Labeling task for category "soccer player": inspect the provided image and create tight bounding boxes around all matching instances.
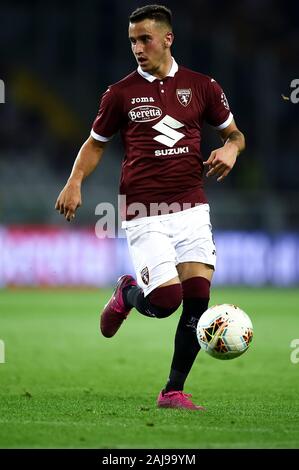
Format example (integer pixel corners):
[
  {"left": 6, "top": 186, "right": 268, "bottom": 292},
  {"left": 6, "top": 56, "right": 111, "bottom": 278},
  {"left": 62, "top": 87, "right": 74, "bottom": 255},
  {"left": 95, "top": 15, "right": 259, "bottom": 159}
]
[{"left": 55, "top": 5, "right": 245, "bottom": 411}]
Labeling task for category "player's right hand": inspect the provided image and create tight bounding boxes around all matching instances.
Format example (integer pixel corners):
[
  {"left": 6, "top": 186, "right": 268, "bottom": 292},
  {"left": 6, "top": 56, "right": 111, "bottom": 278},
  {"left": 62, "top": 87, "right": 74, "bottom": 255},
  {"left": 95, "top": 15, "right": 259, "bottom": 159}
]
[{"left": 55, "top": 180, "right": 82, "bottom": 222}]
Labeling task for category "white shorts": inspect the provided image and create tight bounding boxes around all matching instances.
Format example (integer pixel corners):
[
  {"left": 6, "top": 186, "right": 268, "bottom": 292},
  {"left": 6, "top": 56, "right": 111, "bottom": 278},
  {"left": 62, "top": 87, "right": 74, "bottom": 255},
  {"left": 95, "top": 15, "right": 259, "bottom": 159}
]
[{"left": 122, "top": 204, "right": 216, "bottom": 296}]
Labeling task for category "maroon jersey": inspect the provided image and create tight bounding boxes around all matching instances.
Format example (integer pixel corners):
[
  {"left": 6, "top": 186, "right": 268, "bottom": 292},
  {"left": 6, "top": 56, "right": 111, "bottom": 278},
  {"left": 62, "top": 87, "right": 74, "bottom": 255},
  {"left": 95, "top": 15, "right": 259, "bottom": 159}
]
[{"left": 91, "top": 58, "right": 233, "bottom": 219}]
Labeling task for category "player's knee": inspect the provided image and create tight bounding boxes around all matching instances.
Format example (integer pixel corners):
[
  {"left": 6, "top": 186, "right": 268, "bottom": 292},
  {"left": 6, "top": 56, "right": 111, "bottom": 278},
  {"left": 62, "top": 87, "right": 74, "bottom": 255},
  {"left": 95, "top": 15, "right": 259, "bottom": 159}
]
[
  {"left": 148, "top": 283, "right": 182, "bottom": 318},
  {"left": 182, "top": 276, "right": 211, "bottom": 300}
]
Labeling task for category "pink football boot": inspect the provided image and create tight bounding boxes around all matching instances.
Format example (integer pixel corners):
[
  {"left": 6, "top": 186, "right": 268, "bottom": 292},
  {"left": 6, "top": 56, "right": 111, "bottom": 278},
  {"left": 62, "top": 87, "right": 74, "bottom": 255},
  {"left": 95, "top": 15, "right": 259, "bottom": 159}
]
[
  {"left": 100, "top": 275, "right": 137, "bottom": 338},
  {"left": 157, "top": 390, "right": 206, "bottom": 411}
]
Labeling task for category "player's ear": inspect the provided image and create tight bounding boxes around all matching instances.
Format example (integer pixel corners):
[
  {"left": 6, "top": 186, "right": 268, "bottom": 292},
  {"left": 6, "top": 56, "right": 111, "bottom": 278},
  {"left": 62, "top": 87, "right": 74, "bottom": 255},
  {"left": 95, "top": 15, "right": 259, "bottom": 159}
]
[{"left": 164, "top": 31, "right": 174, "bottom": 48}]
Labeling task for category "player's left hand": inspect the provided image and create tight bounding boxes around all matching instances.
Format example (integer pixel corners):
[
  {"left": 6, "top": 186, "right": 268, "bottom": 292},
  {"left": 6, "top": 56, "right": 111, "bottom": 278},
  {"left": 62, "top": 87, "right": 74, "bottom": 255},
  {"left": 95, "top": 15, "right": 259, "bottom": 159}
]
[{"left": 204, "top": 143, "right": 239, "bottom": 182}]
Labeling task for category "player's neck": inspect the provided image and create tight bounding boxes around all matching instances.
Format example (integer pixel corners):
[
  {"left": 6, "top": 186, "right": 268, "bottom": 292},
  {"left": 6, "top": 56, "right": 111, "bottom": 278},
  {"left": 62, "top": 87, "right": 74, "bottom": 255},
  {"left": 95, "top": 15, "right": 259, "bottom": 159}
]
[{"left": 152, "top": 55, "right": 173, "bottom": 80}]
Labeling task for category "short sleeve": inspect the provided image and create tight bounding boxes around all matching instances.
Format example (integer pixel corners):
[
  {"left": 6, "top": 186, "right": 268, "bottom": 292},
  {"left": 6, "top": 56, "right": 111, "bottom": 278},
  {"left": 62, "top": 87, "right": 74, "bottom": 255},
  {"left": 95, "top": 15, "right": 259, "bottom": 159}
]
[
  {"left": 204, "top": 78, "right": 233, "bottom": 130},
  {"left": 91, "top": 86, "right": 124, "bottom": 142}
]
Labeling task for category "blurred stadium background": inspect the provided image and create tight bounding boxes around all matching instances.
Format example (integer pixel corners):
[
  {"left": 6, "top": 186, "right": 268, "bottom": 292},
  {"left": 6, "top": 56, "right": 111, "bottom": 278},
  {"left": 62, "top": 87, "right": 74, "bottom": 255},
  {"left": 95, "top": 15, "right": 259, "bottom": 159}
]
[
  {"left": 1, "top": 0, "right": 299, "bottom": 451},
  {"left": 0, "top": 0, "right": 298, "bottom": 287}
]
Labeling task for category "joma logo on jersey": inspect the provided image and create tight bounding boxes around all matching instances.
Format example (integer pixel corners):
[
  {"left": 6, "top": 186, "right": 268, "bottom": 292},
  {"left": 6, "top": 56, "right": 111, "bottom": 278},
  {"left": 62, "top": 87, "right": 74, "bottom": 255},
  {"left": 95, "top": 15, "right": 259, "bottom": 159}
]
[
  {"left": 131, "top": 96, "right": 155, "bottom": 104},
  {"left": 155, "top": 146, "right": 189, "bottom": 156},
  {"left": 129, "top": 106, "right": 162, "bottom": 123}
]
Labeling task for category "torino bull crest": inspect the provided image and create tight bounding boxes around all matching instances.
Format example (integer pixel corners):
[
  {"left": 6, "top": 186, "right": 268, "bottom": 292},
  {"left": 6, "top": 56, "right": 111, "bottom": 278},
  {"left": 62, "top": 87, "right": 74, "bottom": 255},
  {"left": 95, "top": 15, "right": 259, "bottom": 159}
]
[{"left": 176, "top": 88, "right": 192, "bottom": 107}]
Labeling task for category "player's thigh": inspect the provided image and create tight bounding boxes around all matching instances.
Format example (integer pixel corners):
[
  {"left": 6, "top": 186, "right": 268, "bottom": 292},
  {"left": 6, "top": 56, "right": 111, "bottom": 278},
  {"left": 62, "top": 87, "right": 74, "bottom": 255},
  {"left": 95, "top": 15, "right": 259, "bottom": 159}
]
[
  {"left": 125, "top": 221, "right": 179, "bottom": 295},
  {"left": 177, "top": 261, "right": 214, "bottom": 283},
  {"left": 173, "top": 205, "right": 216, "bottom": 272},
  {"left": 158, "top": 275, "right": 180, "bottom": 287}
]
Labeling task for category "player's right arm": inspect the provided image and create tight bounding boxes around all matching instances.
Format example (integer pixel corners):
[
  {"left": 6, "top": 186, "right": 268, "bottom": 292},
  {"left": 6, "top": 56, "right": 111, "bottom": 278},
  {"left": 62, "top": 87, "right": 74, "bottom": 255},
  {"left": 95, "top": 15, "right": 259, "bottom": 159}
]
[
  {"left": 56, "top": 83, "right": 122, "bottom": 221},
  {"left": 55, "top": 136, "right": 106, "bottom": 221}
]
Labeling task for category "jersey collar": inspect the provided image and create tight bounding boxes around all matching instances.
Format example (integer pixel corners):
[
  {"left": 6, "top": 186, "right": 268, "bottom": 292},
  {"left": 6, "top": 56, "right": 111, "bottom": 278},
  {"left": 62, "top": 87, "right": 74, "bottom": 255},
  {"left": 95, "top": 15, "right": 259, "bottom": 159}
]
[{"left": 137, "top": 57, "right": 178, "bottom": 82}]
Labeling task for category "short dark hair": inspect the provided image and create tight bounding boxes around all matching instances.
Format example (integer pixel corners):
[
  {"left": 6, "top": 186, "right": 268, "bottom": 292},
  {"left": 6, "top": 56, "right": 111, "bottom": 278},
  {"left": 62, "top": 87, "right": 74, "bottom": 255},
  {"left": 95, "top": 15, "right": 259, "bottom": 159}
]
[{"left": 129, "top": 4, "right": 172, "bottom": 30}]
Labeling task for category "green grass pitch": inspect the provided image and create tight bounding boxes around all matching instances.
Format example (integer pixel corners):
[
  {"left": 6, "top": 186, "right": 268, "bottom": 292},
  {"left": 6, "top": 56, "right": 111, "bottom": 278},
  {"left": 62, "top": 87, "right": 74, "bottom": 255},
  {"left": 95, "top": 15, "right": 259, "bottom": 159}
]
[{"left": 0, "top": 287, "right": 299, "bottom": 449}]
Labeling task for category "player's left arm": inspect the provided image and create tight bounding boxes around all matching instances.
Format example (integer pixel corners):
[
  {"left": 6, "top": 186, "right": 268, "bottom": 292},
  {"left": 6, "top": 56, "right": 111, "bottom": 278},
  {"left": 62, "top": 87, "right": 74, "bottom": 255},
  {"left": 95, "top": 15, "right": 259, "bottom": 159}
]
[{"left": 204, "top": 119, "right": 245, "bottom": 182}]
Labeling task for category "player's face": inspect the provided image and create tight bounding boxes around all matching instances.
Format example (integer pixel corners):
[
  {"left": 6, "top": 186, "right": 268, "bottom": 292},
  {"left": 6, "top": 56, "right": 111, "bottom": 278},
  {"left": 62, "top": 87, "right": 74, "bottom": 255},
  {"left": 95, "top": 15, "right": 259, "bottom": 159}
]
[{"left": 129, "top": 19, "right": 173, "bottom": 76}]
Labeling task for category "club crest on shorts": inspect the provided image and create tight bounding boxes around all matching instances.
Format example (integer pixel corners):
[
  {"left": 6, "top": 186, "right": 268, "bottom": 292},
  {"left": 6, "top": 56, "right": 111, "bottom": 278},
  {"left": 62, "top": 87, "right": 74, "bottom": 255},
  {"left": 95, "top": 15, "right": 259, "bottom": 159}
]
[
  {"left": 140, "top": 267, "right": 149, "bottom": 285},
  {"left": 176, "top": 88, "right": 192, "bottom": 107}
]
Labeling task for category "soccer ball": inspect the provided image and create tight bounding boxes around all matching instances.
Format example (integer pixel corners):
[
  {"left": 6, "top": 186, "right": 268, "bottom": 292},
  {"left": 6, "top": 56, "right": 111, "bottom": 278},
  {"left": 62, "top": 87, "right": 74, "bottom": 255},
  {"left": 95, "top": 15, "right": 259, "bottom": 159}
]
[{"left": 196, "top": 304, "right": 253, "bottom": 360}]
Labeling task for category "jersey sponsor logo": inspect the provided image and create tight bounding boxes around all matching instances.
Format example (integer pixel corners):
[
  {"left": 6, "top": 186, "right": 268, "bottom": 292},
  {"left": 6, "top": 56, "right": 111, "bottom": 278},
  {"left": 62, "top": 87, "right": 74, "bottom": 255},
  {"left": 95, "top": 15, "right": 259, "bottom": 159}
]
[
  {"left": 176, "top": 88, "right": 192, "bottom": 107},
  {"left": 152, "top": 115, "right": 185, "bottom": 147},
  {"left": 131, "top": 96, "right": 155, "bottom": 104},
  {"left": 155, "top": 146, "right": 189, "bottom": 156},
  {"left": 128, "top": 105, "right": 162, "bottom": 122}
]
